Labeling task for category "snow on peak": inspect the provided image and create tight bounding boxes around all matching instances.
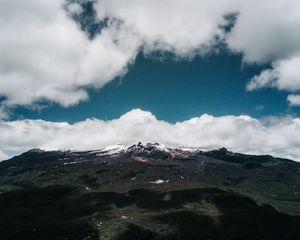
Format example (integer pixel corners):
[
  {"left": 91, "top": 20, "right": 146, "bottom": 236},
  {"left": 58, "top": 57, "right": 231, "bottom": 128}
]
[
  {"left": 127, "top": 142, "right": 170, "bottom": 153},
  {"left": 96, "top": 144, "right": 126, "bottom": 156},
  {"left": 146, "top": 143, "right": 169, "bottom": 151},
  {"left": 90, "top": 142, "right": 200, "bottom": 158}
]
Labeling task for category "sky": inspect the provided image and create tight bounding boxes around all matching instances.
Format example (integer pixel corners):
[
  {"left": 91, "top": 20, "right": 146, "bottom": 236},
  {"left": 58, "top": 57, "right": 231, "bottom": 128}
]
[{"left": 1, "top": 0, "right": 300, "bottom": 161}]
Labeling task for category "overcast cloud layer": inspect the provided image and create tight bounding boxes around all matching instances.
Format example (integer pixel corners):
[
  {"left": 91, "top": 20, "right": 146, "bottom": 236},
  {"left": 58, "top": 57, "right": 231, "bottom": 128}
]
[
  {"left": 1, "top": 109, "right": 300, "bottom": 161},
  {"left": 1, "top": 0, "right": 300, "bottom": 114}
]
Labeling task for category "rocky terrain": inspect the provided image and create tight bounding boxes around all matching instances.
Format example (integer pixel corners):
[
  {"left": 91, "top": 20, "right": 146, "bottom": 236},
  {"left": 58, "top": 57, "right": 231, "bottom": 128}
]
[{"left": 0, "top": 143, "right": 299, "bottom": 240}]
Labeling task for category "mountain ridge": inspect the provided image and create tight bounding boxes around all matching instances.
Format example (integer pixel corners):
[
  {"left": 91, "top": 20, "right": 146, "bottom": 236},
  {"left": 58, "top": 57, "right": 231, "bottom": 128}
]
[
  {"left": 0, "top": 142, "right": 299, "bottom": 239},
  {"left": 8, "top": 142, "right": 296, "bottom": 164}
]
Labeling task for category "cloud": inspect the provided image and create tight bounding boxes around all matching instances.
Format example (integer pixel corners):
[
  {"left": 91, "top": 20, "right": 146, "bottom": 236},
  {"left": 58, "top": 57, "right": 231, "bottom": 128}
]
[
  {"left": 287, "top": 94, "right": 300, "bottom": 106},
  {"left": 1, "top": 109, "right": 300, "bottom": 161},
  {"left": 226, "top": 0, "right": 300, "bottom": 102},
  {"left": 227, "top": 0, "right": 300, "bottom": 64},
  {"left": 247, "top": 57, "right": 300, "bottom": 91},
  {"left": 1, "top": 0, "right": 300, "bottom": 114},
  {"left": 96, "top": 0, "right": 300, "bottom": 68},
  {"left": 0, "top": 0, "right": 139, "bottom": 111},
  {"left": 95, "top": 0, "right": 300, "bottom": 105},
  {"left": 95, "top": 0, "right": 237, "bottom": 57},
  {"left": 0, "top": 0, "right": 239, "bottom": 114},
  {"left": 66, "top": 2, "right": 83, "bottom": 15}
]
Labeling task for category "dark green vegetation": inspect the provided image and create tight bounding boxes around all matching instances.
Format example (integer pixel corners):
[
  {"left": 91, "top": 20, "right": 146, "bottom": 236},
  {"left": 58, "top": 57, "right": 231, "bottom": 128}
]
[{"left": 0, "top": 143, "right": 299, "bottom": 240}]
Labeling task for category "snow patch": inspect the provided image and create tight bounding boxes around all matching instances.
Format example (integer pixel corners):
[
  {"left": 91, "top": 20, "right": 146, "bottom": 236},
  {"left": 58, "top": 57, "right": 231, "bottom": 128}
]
[
  {"left": 150, "top": 179, "right": 170, "bottom": 184},
  {"left": 95, "top": 144, "right": 126, "bottom": 156}
]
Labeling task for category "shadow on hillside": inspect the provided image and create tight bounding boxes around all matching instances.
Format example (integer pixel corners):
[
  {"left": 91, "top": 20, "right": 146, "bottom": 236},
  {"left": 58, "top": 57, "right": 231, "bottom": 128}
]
[{"left": 0, "top": 185, "right": 299, "bottom": 240}]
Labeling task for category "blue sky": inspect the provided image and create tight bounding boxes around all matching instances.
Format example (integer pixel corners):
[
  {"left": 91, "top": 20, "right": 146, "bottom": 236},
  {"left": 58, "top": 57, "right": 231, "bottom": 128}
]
[
  {"left": 13, "top": 52, "right": 294, "bottom": 123},
  {"left": 1, "top": 0, "right": 300, "bottom": 160}
]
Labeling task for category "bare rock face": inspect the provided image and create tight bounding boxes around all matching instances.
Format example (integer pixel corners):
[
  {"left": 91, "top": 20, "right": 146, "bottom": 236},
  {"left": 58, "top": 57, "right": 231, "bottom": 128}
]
[{"left": 0, "top": 143, "right": 299, "bottom": 240}]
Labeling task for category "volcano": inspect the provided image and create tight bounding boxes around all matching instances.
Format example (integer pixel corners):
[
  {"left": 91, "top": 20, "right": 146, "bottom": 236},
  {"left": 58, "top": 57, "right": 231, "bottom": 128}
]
[{"left": 0, "top": 143, "right": 299, "bottom": 240}]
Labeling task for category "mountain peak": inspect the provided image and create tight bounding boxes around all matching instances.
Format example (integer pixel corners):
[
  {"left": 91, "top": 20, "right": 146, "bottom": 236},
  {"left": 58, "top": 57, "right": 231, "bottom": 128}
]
[
  {"left": 127, "top": 142, "right": 169, "bottom": 153},
  {"left": 93, "top": 144, "right": 126, "bottom": 156}
]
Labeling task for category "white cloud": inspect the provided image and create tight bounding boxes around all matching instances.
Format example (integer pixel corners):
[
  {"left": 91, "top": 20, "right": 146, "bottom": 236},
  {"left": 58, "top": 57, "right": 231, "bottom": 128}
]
[
  {"left": 94, "top": 0, "right": 300, "bottom": 105},
  {"left": 1, "top": 0, "right": 300, "bottom": 113},
  {"left": 247, "top": 57, "right": 300, "bottom": 91},
  {"left": 67, "top": 3, "right": 83, "bottom": 15},
  {"left": 287, "top": 94, "right": 300, "bottom": 106},
  {"left": 95, "top": 0, "right": 237, "bottom": 57},
  {"left": 1, "top": 0, "right": 234, "bottom": 113},
  {"left": 0, "top": 0, "right": 139, "bottom": 111},
  {"left": 226, "top": 0, "right": 300, "bottom": 101},
  {"left": 95, "top": 0, "right": 300, "bottom": 64},
  {"left": 227, "top": 0, "right": 300, "bottom": 64},
  {"left": 1, "top": 109, "right": 300, "bottom": 161},
  {"left": 0, "top": 0, "right": 237, "bottom": 117}
]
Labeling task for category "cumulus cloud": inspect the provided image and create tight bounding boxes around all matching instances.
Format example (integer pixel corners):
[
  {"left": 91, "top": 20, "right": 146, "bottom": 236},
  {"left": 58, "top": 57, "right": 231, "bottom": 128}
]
[
  {"left": 247, "top": 57, "right": 300, "bottom": 91},
  {"left": 0, "top": 0, "right": 139, "bottom": 112},
  {"left": 66, "top": 2, "right": 83, "bottom": 15},
  {"left": 1, "top": 109, "right": 300, "bottom": 161},
  {"left": 94, "top": 0, "right": 300, "bottom": 104},
  {"left": 226, "top": 0, "right": 300, "bottom": 101},
  {"left": 1, "top": 0, "right": 300, "bottom": 113},
  {"left": 287, "top": 94, "right": 300, "bottom": 106},
  {"left": 227, "top": 0, "right": 300, "bottom": 64},
  {"left": 0, "top": 0, "right": 235, "bottom": 114},
  {"left": 95, "top": 0, "right": 237, "bottom": 56}
]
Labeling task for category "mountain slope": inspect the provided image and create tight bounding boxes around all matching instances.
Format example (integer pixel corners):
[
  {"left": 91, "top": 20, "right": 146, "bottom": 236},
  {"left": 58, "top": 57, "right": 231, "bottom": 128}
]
[{"left": 0, "top": 143, "right": 299, "bottom": 240}]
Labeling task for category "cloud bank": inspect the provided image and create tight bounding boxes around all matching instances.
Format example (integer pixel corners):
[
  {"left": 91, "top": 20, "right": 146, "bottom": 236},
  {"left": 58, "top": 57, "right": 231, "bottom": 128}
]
[
  {"left": 1, "top": 0, "right": 300, "bottom": 114},
  {"left": 1, "top": 109, "right": 300, "bottom": 161}
]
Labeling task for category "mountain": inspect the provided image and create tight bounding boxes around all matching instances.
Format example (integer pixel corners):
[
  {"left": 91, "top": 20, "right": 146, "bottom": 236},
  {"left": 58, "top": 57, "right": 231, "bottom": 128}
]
[{"left": 0, "top": 143, "right": 299, "bottom": 240}]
